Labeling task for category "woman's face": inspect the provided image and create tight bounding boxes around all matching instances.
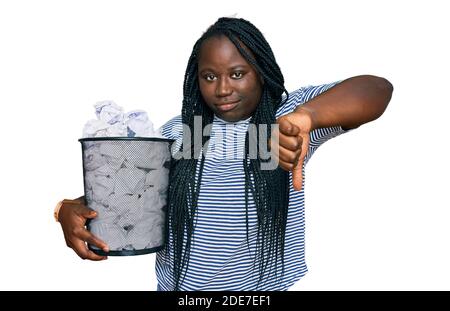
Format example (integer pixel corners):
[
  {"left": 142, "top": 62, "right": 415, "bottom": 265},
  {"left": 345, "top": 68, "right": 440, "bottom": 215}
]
[{"left": 197, "top": 36, "right": 263, "bottom": 122}]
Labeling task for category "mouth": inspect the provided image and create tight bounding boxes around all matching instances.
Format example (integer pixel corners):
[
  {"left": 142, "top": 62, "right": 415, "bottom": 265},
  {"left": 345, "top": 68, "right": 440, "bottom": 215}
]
[{"left": 215, "top": 100, "right": 240, "bottom": 112}]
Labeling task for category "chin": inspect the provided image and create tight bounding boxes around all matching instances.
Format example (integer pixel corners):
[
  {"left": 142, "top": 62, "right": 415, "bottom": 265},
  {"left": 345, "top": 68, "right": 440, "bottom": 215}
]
[
  {"left": 217, "top": 109, "right": 252, "bottom": 122},
  {"left": 217, "top": 113, "right": 241, "bottom": 122}
]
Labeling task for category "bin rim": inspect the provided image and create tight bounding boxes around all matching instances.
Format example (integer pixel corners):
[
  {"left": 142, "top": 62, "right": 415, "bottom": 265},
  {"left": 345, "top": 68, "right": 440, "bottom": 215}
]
[{"left": 79, "top": 136, "right": 174, "bottom": 143}]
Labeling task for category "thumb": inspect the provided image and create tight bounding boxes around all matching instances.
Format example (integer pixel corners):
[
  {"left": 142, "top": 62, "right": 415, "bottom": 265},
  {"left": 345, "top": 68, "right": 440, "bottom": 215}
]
[
  {"left": 292, "top": 134, "right": 307, "bottom": 191},
  {"left": 292, "top": 154, "right": 304, "bottom": 191},
  {"left": 80, "top": 207, "right": 98, "bottom": 219}
]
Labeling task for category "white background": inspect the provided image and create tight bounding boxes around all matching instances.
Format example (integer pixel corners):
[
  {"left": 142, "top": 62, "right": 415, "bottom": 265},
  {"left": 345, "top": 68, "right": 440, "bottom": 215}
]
[{"left": 0, "top": 0, "right": 449, "bottom": 290}]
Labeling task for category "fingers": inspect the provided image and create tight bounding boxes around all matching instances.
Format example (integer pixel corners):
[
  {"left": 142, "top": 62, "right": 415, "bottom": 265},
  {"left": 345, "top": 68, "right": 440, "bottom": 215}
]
[
  {"left": 71, "top": 239, "right": 108, "bottom": 261},
  {"left": 275, "top": 115, "right": 311, "bottom": 191},
  {"left": 59, "top": 200, "right": 109, "bottom": 261},
  {"left": 59, "top": 201, "right": 96, "bottom": 226},
  {"left": 277, "top": 141, "right": 306, "bottom": 191},
  {"left": 75, "top": 227, "right": 109, "bottom": 253},
  {"left": 278, "top": 158, "right": 294, "bottom": 171},
  {"left": 276, "top": 119, "right": 302, "bottom": 151},
  {"left": 69, "top": 228, "right": 109, "bottom": 261},
  {"left": 76, "top": 206, "right": 98, "bottom": 219},
  {"left": 278, "top": 118, "right": 300, "bottom": 136},
  {"left": 270, "top": 131, "right": 301, "bottom": 156},
  {"left": 278, "top": 135, "right": 302, "bottom": 152},
  {"left": 277, "top": 144, "right": 301, "bottom": 172},
  {"left": 273, "top": 129, "right": 302, "bottom": 170},
  {"left": 278, "top": 145, "right": 301, "bottom": 164}
]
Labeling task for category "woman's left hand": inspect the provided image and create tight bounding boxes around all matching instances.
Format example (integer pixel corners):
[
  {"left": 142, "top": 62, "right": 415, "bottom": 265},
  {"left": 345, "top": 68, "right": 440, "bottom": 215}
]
[{"left": 272, "top": 107, "right": 315, "bottom": 191}]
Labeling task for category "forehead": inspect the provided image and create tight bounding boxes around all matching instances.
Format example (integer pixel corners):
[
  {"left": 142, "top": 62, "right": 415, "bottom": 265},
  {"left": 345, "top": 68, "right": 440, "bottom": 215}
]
[{"left": 198, "top": 36, "right": 254, "bottom": 69}]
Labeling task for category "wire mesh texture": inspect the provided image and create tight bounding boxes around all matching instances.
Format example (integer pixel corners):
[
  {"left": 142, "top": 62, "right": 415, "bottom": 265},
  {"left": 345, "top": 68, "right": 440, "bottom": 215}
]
[{"left": 79, "top": 137, "right": 173, "bottom": 256}]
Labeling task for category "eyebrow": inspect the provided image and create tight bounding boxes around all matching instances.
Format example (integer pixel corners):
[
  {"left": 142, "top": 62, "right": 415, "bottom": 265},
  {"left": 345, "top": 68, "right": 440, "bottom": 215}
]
[{"left": 199, "top": 64, "right": 249, "bottom": 74}]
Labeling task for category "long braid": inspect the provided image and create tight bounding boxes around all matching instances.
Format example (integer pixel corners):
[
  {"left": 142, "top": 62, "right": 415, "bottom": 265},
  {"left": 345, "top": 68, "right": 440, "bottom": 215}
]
[{"left": 165, "top": 17, "right": 290, "bottom": 290}]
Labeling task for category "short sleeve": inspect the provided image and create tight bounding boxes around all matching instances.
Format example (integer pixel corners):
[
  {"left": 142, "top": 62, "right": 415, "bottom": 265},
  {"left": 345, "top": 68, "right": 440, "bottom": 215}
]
[
  {"left": 159, "top": 115, "right": 183, "bottom": 156},
  {"left": 275, "top": 81, "right": 349, "bottom": 164},
  {"left": 159, "top": 115, "right": 182, "bottom": 139},
  {"left": 276, "top": 81, "right": 342, "bottom": 117}
]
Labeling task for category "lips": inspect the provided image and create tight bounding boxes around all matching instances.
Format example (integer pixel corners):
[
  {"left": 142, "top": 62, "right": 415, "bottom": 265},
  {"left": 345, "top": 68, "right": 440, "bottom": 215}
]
[{"left": 215, "top": 100, "right": 240, "bottom": 112}]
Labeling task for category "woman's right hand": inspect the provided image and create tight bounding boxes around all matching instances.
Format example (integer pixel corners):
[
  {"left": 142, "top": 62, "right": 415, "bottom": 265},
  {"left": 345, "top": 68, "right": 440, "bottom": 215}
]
[{"left": 58, "top": 198, "right": 109, "bottom": 261}]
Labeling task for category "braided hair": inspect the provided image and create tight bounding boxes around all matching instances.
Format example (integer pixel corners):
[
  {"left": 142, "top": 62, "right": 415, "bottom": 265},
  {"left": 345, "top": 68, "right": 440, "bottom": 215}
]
[{"left": 165, "top": 17, "right": 290, "bottom": 290}]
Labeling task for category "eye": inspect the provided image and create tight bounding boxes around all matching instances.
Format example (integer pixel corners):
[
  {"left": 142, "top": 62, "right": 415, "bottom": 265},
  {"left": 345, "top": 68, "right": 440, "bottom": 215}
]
[
  {"left": 231, "top": 72, "right": 244, "bottom": 79},
  {"left": 204, "top": 74, "right": 217, "bottom": 81}
]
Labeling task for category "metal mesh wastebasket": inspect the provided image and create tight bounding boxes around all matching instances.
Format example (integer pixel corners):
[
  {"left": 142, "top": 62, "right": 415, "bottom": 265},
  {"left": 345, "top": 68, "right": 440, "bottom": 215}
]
[{"left": 79, "top": 137, "right": 173, "bottom": 256}]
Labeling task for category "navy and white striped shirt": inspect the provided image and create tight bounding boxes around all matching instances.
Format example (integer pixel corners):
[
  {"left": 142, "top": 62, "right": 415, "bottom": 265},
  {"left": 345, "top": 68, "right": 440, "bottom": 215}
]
[{"left": 156, "top": 81, "right": 347, "bottom": 291}]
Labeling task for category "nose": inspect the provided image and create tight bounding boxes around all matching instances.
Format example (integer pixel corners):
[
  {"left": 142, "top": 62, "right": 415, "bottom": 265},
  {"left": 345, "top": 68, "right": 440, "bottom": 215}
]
[{"left": 215, "top": 77, "right": 232, "bottom": 97}]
